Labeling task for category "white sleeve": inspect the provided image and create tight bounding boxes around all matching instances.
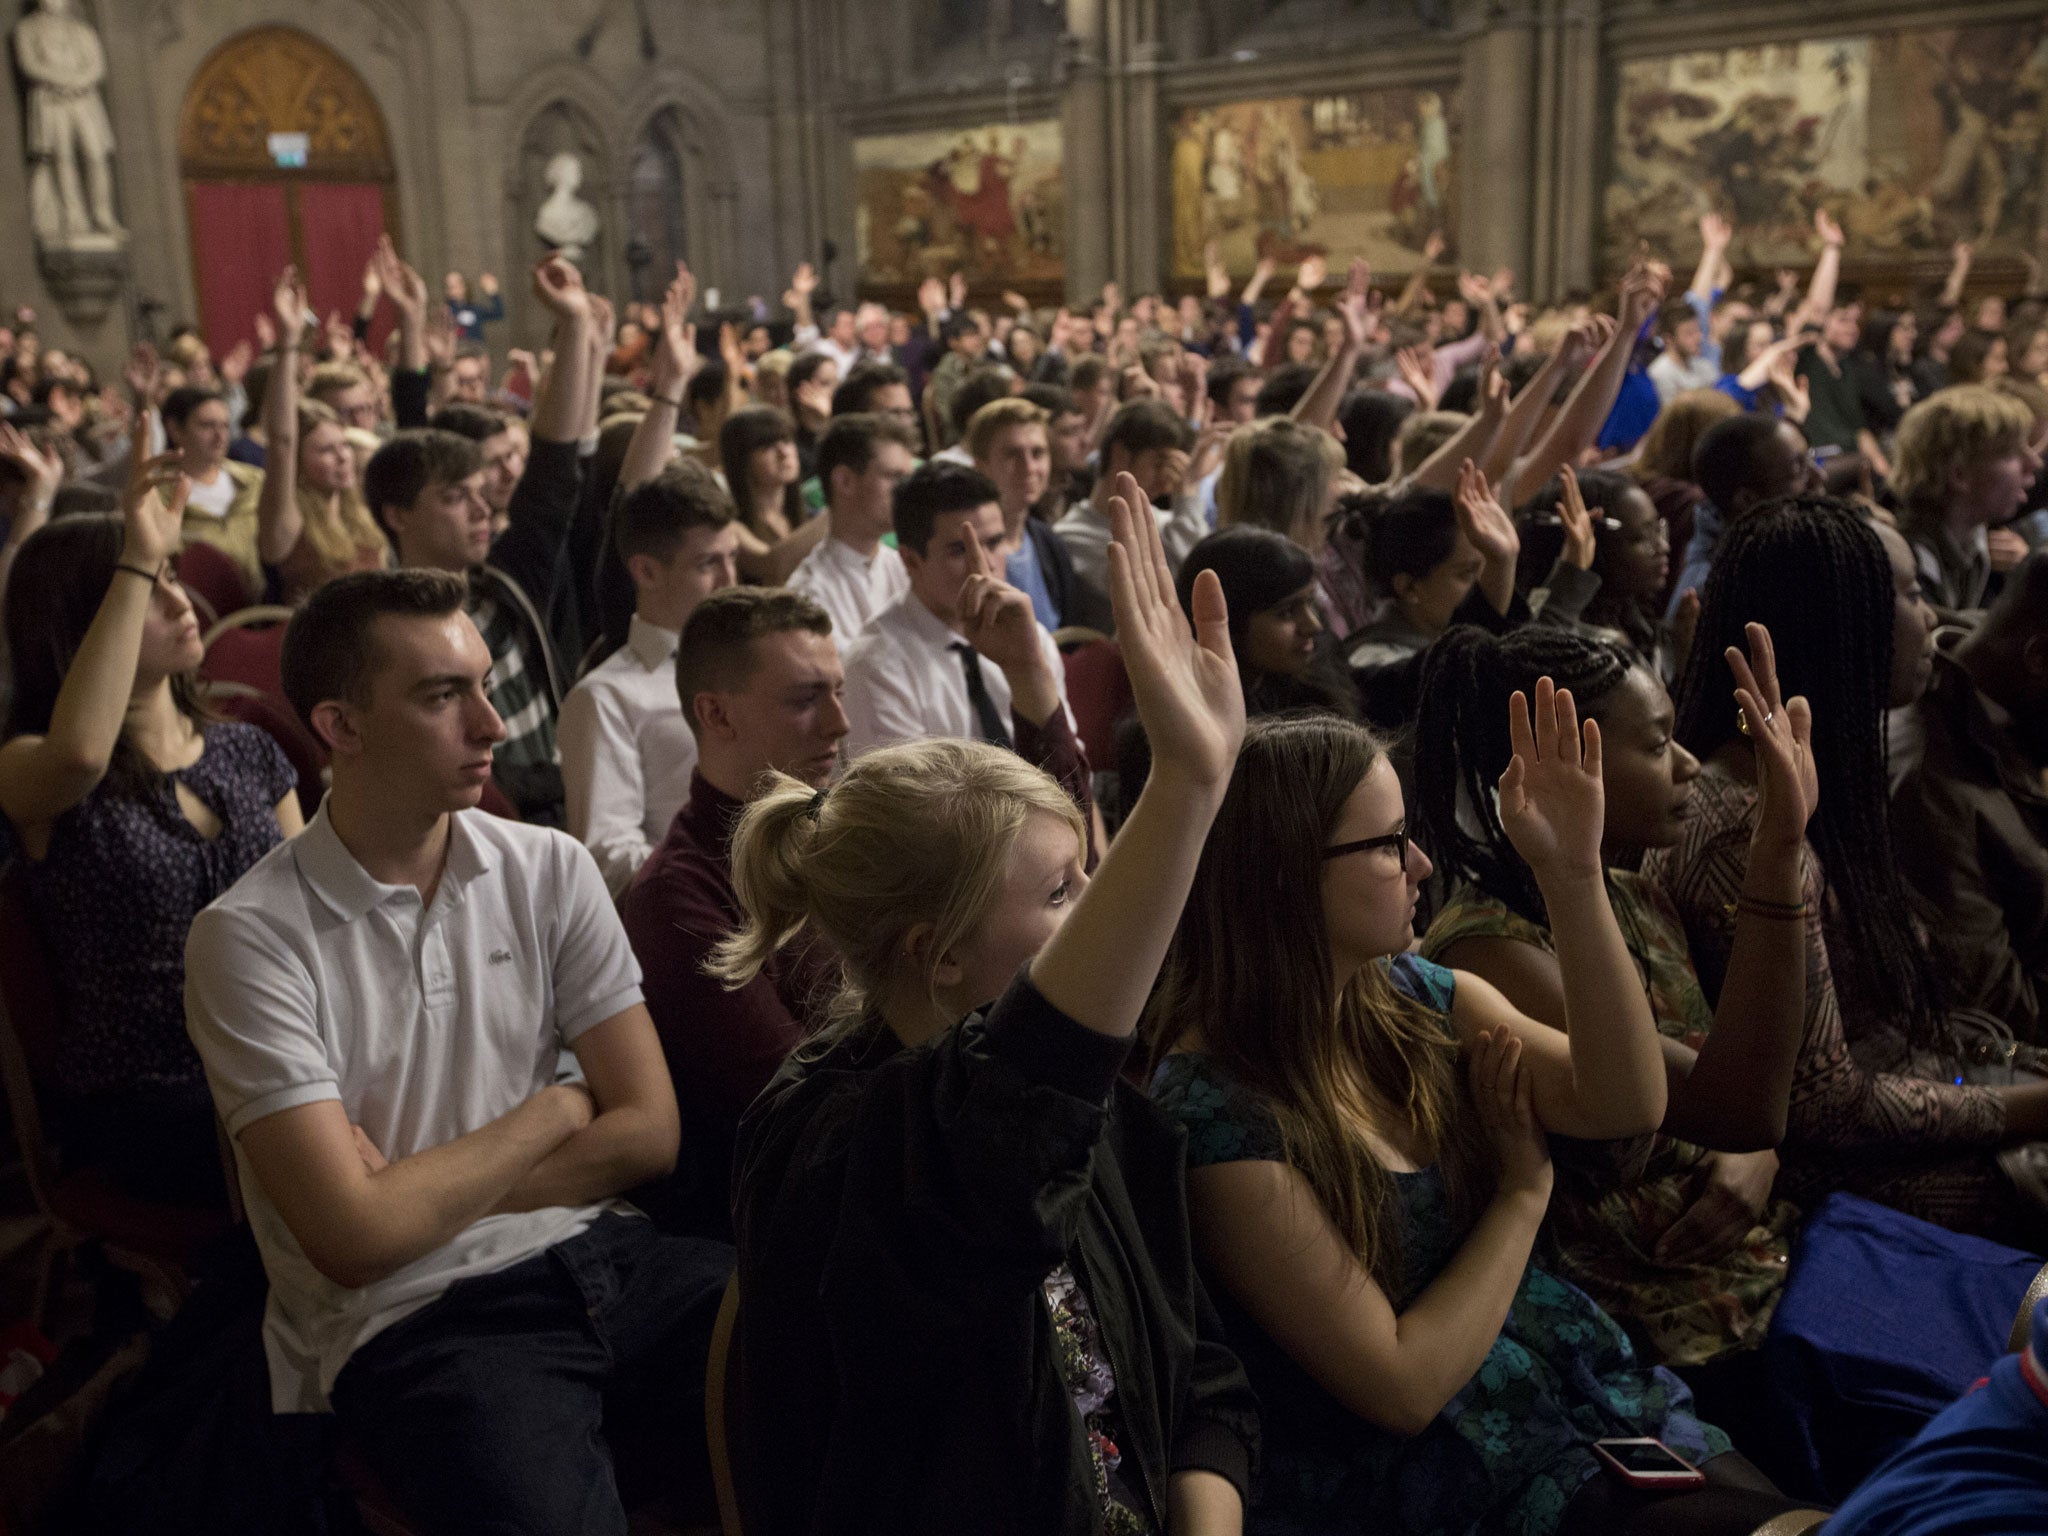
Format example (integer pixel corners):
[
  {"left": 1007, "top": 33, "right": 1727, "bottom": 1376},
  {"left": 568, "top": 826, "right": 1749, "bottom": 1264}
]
[
  {"left": 841, "top": 636, "right": 933, "bottom": 759},
  {"left": 557, "top": 679, "right": 652, "bottom": 901},
  {"left": 1159, "top": 491, "right": 1211, "bottom": 576},
  {"left": 1053, "top": 511, "right": 1111, "bottom": 596},
  {"left": 546, "top": 833, "right": 645, "bottom": 1043},
  {"left": 185, "top": 905, "right": 340, "bottom": 1137},
  {"left": 1037, "top": 623, "right": 1077, "bottom": 732}
]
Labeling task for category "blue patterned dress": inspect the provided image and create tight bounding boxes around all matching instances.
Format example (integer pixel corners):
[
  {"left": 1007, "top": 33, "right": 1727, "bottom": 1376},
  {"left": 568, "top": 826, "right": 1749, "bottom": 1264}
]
[{"left": 1151, "top": 953, "right": 1729, "bottom": 1536}]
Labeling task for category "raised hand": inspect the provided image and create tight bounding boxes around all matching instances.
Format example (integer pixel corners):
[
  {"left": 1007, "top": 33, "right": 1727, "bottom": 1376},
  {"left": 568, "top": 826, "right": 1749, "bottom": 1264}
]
[
  {"left": 1205, "top": 240, "right": 1231, "bottom": 301},
  {"left": 1727, "top": 622, "right": 1816, "bottom": 856},
  {"left": 785, "top": 262, "right": 818, "bottom": 306},
  {"left": 1699, "top": 211, "right": 1733, "bottom": 252},
  {"left": 1001, "top": 289, "right": 1029, "bottom": 314},
  {"left": 1422, "top": 230, "right": 1446, "bottom": 265},
  {"left": 252, "top": 312, "right": 278, "bottom": 354},
  {"left": 372, "top": 235, "right": 426, "bottom": 320},
  {"left": 1497, "top": 675, "right": 1604, "bottom": 883},
  {"left": 1295, "top": 252, "right": 1328, "bottom": 294},
  {"left": 1813, "top": 207, "right": 1844, "bottom": 249},
  {"left": 1618, "top": 262, "right": 1666, "bottom": 331},
  {"left": 1555, "top": 464, "right": 1597, "bottom": 568},
  {"left": 478, "top": 271, "right": 500, "bottom": 298},
  {"left": 1766, "top": 349, "right": 1810, "bottom": 423},
  {"left": 273, "top": 265, "right": 311, "bottom": 346},
  {"left": 1105, "top": 469, "right": 1243, "bottom": 792},
  {"left": 1471, "top": 1027, "right": 1552, "bottom": 1199},
  {"left": 120, "top": 418, "right": 190, "bottom": 570},
  {"left": 532, "top": 256, "right": 593, "bottom": 323},
  {"left": 1475, "top": 346, "right": 1507, "bottom": 421},
  {"left": 423, "top": 304, "right": 458, "bottom": 372},
  {"left": 1395, "top": 343, "right": 1438, "bottom": 409},
  {"left": 653, "top": 264, "right": 699, "bottom": 396},
  {"left": 0, "top": 421, "right": 61, "bottom": 508},
  {"left": 1457, "top": 269, "right": 1494, "bottom": 307},
  {"left": 957, "top": 528, "right": 1045, "bottom": 678},
  {"left": 359, "top": 253, "right": 383, "bottom": 307},
  {"left": 587, "top": 292, "right": 618, "bottom": 353},
  {"left": 952, "top": 271, "right": 971, "bottom": 311},
  {"left": 1337, "top": 257, "right": 1373, "bottom": 349},
  {"left": 123, "top": 341, "right": 161, "bottom": 404},
  {"left": 218, "top": 339, "right": 253, "bottom": 390},
  {"left": 1454, "top": 458, "right": 1517, "bottom": 566}
]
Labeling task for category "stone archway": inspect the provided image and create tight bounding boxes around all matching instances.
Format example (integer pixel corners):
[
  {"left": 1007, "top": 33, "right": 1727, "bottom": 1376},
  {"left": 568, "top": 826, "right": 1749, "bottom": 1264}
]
[{"left": 178, "top": 26, "right": 397, "bottom": 357}]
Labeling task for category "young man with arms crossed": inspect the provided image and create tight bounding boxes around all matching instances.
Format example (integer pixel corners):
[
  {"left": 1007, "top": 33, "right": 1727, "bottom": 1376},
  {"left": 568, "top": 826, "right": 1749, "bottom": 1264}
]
[{"left": 185, "top": 569, "right": 730, "bottom": 1534}]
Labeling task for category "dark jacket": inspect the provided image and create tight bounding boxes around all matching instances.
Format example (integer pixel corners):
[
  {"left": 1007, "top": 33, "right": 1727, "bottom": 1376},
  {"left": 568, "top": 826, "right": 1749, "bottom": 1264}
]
[
  {"left": 732, "top": 972, "right": 1259, "bottom": 1534},
  {"left": 1892, "top": 632, "right": 2048, "bottom": 1041}
]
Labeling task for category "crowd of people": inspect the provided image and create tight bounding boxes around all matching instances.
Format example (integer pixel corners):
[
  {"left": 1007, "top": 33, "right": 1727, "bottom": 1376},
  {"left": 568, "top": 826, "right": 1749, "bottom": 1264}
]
[{"left": 1, "top": 199, "right": 2046, "bottom": 1535}]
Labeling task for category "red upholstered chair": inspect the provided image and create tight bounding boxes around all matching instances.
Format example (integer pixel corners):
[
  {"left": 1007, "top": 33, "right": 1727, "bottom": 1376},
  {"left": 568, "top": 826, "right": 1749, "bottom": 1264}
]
[
  {"left": 199, "top": 607, "right": 294, "bottom": 700},
  {"left": 0, "top": 868, "right": 228, "bottom": 1322},
  {"left": 477, "top": 775, "right": 521, "bottom": 821},
  {"left": 173, "top": 539, "right": 254, "bottom": 628},
  {"left": 1057, "top": 637, "right": 1132, "bottom": 772},
  {"left": 205, "top": 682, "right": 329, "bottom": 820}
]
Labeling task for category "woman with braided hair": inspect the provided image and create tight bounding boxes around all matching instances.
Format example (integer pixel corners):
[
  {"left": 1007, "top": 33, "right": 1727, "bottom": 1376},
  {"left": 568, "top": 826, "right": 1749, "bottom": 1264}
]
[
  {"left": 1410, "top": 620, "right": 1814, "bottom": 1368},
  {"left": 1646, "top": 494, "right": 2048, "bottom": 1247}
]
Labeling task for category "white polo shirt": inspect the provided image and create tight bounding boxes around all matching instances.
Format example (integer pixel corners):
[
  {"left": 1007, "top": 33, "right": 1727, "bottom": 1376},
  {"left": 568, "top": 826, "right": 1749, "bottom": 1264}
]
[
  {"left": 558, "top": 614, "right": 697, "bottom": 899},
  {"left": 184, "top": 804, "right": 643, "bottom": 1413},
  {"left": 840, "top": 590, "right": 1072, "bottom": 760},
  {"left": 786, "top": 532, "right": 909, "bottom": 650}
]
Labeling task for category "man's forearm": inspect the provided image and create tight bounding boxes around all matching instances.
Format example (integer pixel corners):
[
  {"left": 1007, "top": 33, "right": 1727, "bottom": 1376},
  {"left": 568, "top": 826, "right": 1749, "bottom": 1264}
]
[{"left": 493, "top": 1104, "right": 677, "bottom": 1213}]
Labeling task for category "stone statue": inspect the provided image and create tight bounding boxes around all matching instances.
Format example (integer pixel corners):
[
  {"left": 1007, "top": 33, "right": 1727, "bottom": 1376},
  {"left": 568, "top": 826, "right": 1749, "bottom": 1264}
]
[
  {"left": 13, "top": 0, "right": 125, "bottom": 249},
  {"left": 534, "top": 152, "right": 599, "bottom": 265}
]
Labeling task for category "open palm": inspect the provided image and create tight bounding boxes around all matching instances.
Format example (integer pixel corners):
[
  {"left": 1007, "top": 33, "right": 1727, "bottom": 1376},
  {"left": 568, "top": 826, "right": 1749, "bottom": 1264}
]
[
  {"left": 1105, "top": 471, "right": 1243, "bottom": 791},
  {"left": 1497, "top": 677, "right": 1605, "bottom": 882}
]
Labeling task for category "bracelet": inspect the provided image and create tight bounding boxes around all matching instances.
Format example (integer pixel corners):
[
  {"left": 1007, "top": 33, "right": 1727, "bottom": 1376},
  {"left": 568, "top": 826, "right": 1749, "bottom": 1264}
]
[{"left": 113, "top": 561, "right": 162, "bottom": 585}]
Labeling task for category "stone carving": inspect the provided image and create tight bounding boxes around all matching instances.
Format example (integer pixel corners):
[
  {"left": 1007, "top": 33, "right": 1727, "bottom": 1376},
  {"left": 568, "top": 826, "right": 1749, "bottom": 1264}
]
[
  {"left": 535, "top": 151, "right": 600, "bottom": 264},
  {"left": 13, "top": 0, "right": 125, "bottom": 250}
]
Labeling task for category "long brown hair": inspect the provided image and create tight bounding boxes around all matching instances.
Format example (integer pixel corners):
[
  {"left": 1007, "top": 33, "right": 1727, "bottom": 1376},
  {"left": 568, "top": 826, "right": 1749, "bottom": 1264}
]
[{"left": 1145, "top": 713, "right": 1493, "bottom": 1292}]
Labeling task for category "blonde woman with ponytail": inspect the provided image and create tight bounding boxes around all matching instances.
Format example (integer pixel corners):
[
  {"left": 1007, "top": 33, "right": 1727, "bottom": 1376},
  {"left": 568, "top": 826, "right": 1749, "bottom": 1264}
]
[{"left": 716, "top": 475, "right": 1259, "bottom": 1536}]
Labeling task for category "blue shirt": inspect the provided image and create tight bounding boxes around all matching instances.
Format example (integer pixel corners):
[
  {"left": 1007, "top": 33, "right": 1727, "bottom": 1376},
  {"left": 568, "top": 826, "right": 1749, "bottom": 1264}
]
[
  {"left": 1667, "top": 500, "right": 1723, "bottom": 619},
  {"left": 1006, "top": 543, "right": 1060, "bottom": 630},
  {"left": 1825, "top": 1298, "right": 2048, "bottom": 1535}
]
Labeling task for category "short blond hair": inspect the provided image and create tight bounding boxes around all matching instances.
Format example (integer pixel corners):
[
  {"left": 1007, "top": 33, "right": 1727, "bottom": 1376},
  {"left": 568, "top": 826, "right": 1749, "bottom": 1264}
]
[
  {"left": 965, "top": 396, "right": 1049, "bottom": 464},
  {"left": 710, "top": 738, "right": 1085, "bottom": 1040},
  {"left": 1216, "top": 416, "right": 1343, "bottom": 549},
  {"left": 307, "top": 361, "right": 370, "bottom": 406},
  {"left": 1892, "top": 385, "right": 2035, "bottom": 515},
  {"left": 1635, "top": 388, "right": 1741, "bottom": 484}
]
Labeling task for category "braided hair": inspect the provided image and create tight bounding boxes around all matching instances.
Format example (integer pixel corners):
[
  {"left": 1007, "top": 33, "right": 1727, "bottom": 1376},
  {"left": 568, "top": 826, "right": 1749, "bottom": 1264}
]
[
  {"left": 1413, "top": 625, "right": 1634, "bottom": 928},
  {"left": 1672, "top": 493, "right": 1947, "bottom": 1036}
]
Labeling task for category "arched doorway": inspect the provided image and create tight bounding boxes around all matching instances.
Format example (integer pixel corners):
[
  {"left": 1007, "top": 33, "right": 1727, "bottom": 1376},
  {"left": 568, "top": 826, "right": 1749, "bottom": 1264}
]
[{"left": 179, "top": 27, "right": 398, "bottom": 358}]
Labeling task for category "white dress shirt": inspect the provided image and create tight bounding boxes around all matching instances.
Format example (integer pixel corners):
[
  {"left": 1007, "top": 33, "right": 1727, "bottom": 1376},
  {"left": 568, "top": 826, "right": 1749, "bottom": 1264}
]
[
  {"left": 557, "top": 614, "right": 697, "bottom": 899},
  {"left": 841, "top": 591, "right": 1073, "bottom": 760},
  {"left": 1054, "top": 489, "right": 1212, "bottom": 597},
  {"left": 787, "top": 533, "right": 910, "bottom": 651}
]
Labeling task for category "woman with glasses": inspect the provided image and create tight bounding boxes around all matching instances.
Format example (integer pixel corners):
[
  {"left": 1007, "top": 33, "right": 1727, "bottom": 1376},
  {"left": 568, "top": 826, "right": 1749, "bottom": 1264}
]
[
  {"left": 0, "top": 424, "right": 302, "bottom": 1205},
  {"left": 1147, "top": 695, "right": 1803, "bottom": 1533},
  {"left": 1411, "top": 621, "right": 1815, "bottom": 1375}
]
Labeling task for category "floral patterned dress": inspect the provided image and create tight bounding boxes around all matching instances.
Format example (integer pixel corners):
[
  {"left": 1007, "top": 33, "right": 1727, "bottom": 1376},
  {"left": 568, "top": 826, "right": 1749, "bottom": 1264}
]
[
  {"left": 1421, "top": 873, "right": 1800, "bottom": 1367},
  {"left": 1152, "top": 953, "right": 1729, "bottom": 1536}
]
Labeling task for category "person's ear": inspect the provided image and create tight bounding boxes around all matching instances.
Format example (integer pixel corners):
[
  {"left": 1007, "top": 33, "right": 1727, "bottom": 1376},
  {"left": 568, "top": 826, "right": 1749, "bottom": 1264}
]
[
  {"left": 309, "top": 699, "right": 361, "bottom": 758},
  {"left": 625, "top": 551, "right": 663, "bottom": 592},
  {"left": 901, "top": 923, "right": 962, "bottom": 989},
  {"left": 693, "top": 689, "right": 739, "bottom": 743}
]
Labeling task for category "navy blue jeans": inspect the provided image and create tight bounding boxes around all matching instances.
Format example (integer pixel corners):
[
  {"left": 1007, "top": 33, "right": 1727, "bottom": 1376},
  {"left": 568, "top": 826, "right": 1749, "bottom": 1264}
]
[{"left": 331, "top": 1212, "right": 732, "bottom": 1535}]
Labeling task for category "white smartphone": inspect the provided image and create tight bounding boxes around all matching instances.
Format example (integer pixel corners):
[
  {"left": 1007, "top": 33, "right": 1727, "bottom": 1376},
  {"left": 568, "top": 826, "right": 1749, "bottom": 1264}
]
[{"left": 1591, "top": 1437, "right": 1707, "bottom": 1489}]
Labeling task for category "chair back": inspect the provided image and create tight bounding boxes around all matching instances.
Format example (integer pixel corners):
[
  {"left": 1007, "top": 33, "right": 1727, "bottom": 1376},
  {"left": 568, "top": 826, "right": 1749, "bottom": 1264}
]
[
  {"left": 1058, "top": 638, "right": 1132, "bottom": 771},
  {"left": 0, "top": 865, "right": 63, "bottom": 1212},
  {"left": 174, "top": 539, "right": 253, "bottom": 625},
  {"left": 206, "top": 682, "right": 329, "bottom": 820},
  {"left": 199, "top": 608, "right": 294, "bottom": 700},
  {"left": 705, "top": 1274, "right": 743, "bottom": 1535}
]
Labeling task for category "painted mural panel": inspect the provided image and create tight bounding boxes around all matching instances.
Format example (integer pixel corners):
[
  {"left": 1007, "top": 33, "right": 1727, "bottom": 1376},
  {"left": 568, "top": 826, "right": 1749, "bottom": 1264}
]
[
  {"left": 1169, "top": 88, "right": 1461, "bottom": 279},
  {"left": 1606, "top": 22, "right": 2048, "bottom": 271},
  {"left": 853, "top": 120, "right": 1064, "bottom": 284}
]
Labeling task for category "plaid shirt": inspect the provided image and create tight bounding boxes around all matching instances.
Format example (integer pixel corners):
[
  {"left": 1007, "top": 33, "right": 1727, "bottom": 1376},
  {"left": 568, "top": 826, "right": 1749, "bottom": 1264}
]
[{"left": 470, "top": 588, "right": 557, "bottom": 771}]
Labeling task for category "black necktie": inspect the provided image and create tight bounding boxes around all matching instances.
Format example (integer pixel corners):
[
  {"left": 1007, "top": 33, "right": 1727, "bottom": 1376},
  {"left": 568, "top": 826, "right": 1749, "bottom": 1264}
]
[{"left": 950, "top": 641, "right": 1012, "bottom": 748}]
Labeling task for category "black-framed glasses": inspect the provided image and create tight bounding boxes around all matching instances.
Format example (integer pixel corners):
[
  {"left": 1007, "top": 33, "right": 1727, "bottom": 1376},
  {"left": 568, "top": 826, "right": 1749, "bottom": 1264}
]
[{"left": 1324, "top": 823, "right": 1408, "bottom": 866}]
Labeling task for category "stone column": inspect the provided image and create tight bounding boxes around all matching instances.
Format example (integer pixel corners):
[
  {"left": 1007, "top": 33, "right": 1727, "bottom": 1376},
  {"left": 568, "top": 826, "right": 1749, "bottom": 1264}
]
[
  {"left": 1061, "top": 0, "right": 1111, "bottom": 304},
  {"left": 1114, "top": 0, "right": 1163, "bottom": 294},
  {"left": 1459, "top": 4, "right": 1537, "bottom": 285}
]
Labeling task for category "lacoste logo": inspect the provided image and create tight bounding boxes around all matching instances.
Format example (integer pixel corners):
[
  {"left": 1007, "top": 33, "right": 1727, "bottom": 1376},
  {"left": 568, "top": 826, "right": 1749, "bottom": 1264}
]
[{"left": 489, "top": 949, "right": 514, "bottom": 965}]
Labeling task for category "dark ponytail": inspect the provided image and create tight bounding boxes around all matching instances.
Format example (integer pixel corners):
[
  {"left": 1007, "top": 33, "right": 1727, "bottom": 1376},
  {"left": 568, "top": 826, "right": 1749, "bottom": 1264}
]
[{"left": 1413, "top": 624, "right": 1633, "bottom": 927}]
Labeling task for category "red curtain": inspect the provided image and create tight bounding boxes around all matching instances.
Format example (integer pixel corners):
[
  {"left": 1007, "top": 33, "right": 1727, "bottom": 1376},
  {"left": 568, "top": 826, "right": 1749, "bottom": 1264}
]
[
  {"left": 299, "top": 183, "right": 390, "bottom": 357},
  {"left": 187, "top": 182, "right": 292, "bottom": 361}
]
